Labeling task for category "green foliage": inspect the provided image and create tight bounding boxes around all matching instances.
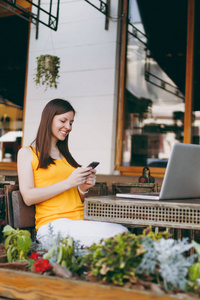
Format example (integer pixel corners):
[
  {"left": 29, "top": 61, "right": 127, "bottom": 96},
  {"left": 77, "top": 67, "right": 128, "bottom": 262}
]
[
  {"left": 5, "top": 223, "right": 200, "bottom": 296},
  {"left": 142, "top": 226, "right": 170, "bottom": 240},
  {"left": 74, "top": 227, "right": 169, "bottom": 286},
  {"left": 80, "top": 232, "right": 143, "bottom": 285},
  {"left": 3, "top": 225, "right": 32, "bottom": 262},
  {"left": 136, "top": 237, "right": 196, "bottom": 291},
  {"left": 188, "top": 241, "right": 200, "bottom": 281},
  {"left": 187, "top": 241, "right": 200, "bottom": 295},
  {"left": 34, "top": 54, "right": 60, "bottom": 90},
  {"left": 43, "top": 236, "right": 76, "bottom": 268}
]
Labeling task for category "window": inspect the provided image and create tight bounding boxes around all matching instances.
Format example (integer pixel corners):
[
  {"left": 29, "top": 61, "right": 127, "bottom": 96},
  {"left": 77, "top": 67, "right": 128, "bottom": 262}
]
[
  {"left": 0, "top": 15, "right": 29, "bottom": 166},
  {"left": 118, "top": 0, "right": 200, "bottom": 175},
  {"left": 0, "top": 101, "right": 22, "bottom": 162}
]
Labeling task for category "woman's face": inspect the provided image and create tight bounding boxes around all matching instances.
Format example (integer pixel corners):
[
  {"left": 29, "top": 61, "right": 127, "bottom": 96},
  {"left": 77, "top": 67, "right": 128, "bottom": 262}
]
[{"left": 51, "top": 111, "right": 74, "bottom": 142}]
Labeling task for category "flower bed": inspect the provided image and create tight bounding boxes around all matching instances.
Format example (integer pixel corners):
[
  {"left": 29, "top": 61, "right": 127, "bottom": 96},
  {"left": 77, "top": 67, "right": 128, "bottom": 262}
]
[{"left": 1, "top": 225, "right": 200, "bottom": 299}]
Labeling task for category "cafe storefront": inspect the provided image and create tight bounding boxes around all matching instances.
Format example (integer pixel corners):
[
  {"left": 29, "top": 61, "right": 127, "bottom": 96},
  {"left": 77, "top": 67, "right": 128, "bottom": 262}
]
[{"left": 0, "top": 0, "right": 198, "bottom": 177}]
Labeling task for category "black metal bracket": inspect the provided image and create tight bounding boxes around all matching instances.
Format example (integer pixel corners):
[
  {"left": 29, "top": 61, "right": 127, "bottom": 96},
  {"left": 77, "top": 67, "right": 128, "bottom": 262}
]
[
  {"left": 145, "top": 51, "right": 184, "bottom": 100},
  {"left": 128, "top": 20, "right": 148, "bottom": 47},
  {"left": 128, "top": 20, "right": 184, "bottom": 100},
  {"left": 84, "top": 0, "right": 110, "bottom": 30},
  {"left": 0, "top": 0, "right": 60, "bottom": 39}
]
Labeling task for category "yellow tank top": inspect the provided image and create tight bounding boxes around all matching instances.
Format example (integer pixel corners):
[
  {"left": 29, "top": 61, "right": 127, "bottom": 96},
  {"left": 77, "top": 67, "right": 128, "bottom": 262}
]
[{"left": 29, "top": 147, "right": 84, "bottom": 230}]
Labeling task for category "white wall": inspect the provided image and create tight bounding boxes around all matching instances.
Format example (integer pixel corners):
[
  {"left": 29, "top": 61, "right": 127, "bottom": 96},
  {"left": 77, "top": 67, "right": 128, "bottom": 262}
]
[{"left": 24, "top": 0, "right": 120, "bottom": 174}]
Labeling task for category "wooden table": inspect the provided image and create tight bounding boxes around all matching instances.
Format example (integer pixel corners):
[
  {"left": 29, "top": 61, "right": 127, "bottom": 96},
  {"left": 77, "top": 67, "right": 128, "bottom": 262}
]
[{"left": 84, "top": 195, "right": 200, "bottom": 230}]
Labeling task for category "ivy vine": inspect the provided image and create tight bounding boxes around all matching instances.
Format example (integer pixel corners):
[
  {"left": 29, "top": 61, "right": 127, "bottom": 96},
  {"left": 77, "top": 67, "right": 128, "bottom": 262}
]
[{"left": 34, "top": 55, "right": 60, "bottom": 90}]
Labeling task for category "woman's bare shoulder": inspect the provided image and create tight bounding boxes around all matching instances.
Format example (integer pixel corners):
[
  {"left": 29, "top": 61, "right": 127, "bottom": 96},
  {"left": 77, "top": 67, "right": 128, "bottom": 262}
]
[{"left": 18, "top": 146, "right": 33, "bottom": 158}]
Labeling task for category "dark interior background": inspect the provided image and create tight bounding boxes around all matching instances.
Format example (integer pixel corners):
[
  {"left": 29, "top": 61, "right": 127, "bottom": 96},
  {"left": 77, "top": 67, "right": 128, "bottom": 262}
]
[
  {"left": 0, "top": 15, "right": 29, "bottom": 108},
  {"left": 137, "top": 0, "right": 200, "bottom": 111}
]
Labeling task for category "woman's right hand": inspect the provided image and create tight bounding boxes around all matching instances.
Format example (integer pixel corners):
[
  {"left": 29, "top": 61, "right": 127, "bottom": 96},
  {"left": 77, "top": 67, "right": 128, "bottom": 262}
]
[{"left": 67, "top": 167, "right": 92, "bottom": 188}]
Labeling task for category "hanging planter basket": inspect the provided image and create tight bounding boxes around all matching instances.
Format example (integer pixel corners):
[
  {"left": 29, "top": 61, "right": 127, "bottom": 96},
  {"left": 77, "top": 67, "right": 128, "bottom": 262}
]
[{"left": 34, "top": 54, "right": 60, "bottom": 90}]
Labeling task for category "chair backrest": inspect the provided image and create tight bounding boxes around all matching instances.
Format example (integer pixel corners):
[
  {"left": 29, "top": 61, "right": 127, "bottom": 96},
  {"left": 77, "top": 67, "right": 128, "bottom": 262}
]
[
  {"left": 4, "top": 185, "right": 35, "bottom": 229},
  {"left": 86, "top": 182, "right": 108, "bottom": 197},
  {"left": 112, "top": 182, "right": 158, "bottom": 194}
]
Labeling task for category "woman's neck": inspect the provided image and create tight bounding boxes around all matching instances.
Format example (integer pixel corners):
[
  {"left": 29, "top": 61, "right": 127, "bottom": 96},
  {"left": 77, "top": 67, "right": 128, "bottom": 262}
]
[{"left": 50, "top": 144, "right": 64, "bottom": 160}]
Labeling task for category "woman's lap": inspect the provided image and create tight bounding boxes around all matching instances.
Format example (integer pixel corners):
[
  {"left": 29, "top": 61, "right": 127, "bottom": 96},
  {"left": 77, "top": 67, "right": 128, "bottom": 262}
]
[{"left": 37, "top": 218, "right": 128, "bottom": 249}]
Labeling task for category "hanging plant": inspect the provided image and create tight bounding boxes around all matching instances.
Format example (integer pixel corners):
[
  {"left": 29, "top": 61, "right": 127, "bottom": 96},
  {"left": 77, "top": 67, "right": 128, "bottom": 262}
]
[{"left": 34, "top": 54, "right": 60, "bottom": 90}]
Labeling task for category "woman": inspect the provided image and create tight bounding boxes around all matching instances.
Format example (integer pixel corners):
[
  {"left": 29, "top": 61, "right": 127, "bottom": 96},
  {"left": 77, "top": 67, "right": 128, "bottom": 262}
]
[{"left": 17, "top": 99, "right": 128, "bottom": 249}]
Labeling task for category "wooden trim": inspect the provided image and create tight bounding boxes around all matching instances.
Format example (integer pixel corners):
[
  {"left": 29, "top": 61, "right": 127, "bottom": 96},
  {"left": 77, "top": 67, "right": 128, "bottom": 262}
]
[
  {"left": 0, "top": 163, "right": 17, "bottom": 171},
  {"left": 117, "top": 1, "right": 195, "bottom": 177},
  {"left": 0, "top": 268, "right": 188, "bottom": 300},
  {"left": 21, "top": 20, "right": 31, "bottom": 146},
  {"left": 184, "top": 0, "right": 195, "bottom": 143},
  {"left": 119, "top": 166, "right": 166, "bottom": 178},
  {"left": 115, "top": 0, "right": 128, "bottom": 170}
]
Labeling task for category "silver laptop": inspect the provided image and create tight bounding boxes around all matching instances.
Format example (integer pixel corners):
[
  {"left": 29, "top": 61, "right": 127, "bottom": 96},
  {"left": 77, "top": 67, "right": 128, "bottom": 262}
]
[{"left": 116, "top": 143, "right": 200, "bottom": 201}]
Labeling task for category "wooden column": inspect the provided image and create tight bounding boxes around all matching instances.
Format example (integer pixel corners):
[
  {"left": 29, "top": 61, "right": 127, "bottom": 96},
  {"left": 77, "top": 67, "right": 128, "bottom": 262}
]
[
  {"left": 115, "top": 0, "right": 128, "bottom": 170},
  {"left": 184, "top": 0, "right": 195, "bottom": 143}
]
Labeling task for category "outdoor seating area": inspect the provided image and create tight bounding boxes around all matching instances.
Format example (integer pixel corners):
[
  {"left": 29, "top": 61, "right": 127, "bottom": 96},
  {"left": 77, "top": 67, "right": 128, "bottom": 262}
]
[
  {"left": 1, "top": 177, "right": 200, "bottom": 243},
  {"left": 1, "top": 0, "right": 200, "bottom": 298},
  {"left": 0, "top": 176, "right": 199, "bottom": 299}
]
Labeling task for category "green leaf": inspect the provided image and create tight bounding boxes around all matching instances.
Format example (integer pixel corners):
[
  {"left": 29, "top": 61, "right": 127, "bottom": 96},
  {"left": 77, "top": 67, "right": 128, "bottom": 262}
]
[
  {"left": 119, "top": 261, "right": 126, "bottom": 269},
  {"left": 20, "top": 230, "right": 31, "bottom": 238},
  {"left": 100, "top": 264, "right": 112, "bottom": 275},
  {"left": 56, "top": 246, "right": 63, "bottom": 264},
  {"left": 2, "top": 225, "right": 16, "bottom": 236},
  {"left": 7, "top": 247, "right": 13, "bottom": 262},
  {"left": 61, "top": 260, "right": 67, "bottom": 268},
  {"left": 188, "top": 263, "right": 200, "bottom": 281},
  {"left": 4, "top": 234, "right": 14, "bottom": 249},
  {"left": 17, "top": 235, "right": 32, "bottom": 253},
  {"left": 43, "top": 245, "right": 57, "bottom": 260}
]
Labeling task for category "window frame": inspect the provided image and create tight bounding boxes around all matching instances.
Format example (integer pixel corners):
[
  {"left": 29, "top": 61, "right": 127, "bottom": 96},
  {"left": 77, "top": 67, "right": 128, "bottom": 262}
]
[{"left": 116, "top": 0, "right": 195, "bottom": 177}]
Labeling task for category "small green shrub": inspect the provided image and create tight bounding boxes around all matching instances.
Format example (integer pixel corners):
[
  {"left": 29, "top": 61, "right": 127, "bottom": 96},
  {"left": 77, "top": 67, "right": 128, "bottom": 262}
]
[
  {"left": 136, "top": 237, "right": 196, "bottom": 291},
  {"left": 3, "top": 225, "right": 32, "bottom": 262},
  {"left": 187, "top": 241, "right": 200, "bottom": 295},
  {"left": 75, "top": 227, "right": 169, "bottom": 286}
]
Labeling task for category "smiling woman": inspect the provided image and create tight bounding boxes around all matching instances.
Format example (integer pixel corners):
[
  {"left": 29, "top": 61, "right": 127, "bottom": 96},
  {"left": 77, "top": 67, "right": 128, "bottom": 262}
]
[
  {"left": 17, "top": 99, "right": 128, "bottom": 250},
  {"left": 51, "top": 111, "right": 74, "bottom": 146}
]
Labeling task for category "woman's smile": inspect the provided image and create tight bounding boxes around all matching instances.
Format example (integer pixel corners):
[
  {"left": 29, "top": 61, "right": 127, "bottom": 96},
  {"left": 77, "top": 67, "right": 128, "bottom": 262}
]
[{"left": 52, "top": 111, "right": 74, "bottom": 142}]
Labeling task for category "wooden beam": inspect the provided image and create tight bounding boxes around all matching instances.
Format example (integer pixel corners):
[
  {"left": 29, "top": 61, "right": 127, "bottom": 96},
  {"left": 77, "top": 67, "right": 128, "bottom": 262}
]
[
  {"left": 184, "top": 0, "right": 195, "bottom": 143},
  {"left": 21, "top": 21, "right": 31, "bottom": 147},
  {"left": 119, "top": 166, "right": 166, "bottom": 178},
  {"left": 115, "top": 0, "right": 128, "bottom": 170},
  {"left": 0, "top": 162, "right": 17, "bottom": 171},
  {"left": 0, "top": 268, "right": 190, "bottom": 300}
]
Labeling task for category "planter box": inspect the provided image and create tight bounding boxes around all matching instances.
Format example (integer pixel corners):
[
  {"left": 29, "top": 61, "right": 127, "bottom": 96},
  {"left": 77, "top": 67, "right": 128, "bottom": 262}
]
[{"left": 0, "top": 268, "right": 197, "bottom": 300}]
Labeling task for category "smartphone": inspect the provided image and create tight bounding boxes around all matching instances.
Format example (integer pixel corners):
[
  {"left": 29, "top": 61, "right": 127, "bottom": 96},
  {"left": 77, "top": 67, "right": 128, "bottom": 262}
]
[{"left": 87, "top": 161, "right": 100, "bottom": 169}]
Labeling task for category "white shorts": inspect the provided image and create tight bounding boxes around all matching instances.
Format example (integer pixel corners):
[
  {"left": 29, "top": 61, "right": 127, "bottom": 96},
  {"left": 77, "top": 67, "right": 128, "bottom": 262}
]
[{"left": 36, "top": 218, "right": 128, "bottom": 249}]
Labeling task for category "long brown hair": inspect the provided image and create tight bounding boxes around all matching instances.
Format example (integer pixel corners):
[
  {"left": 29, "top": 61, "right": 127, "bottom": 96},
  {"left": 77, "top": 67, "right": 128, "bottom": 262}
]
[{"left": 31, "top": 99, "right": 81, "bottom": 169}]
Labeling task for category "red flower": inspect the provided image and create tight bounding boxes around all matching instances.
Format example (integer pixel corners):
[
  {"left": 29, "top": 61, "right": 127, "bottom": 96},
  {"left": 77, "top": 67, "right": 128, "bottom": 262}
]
[
  {"left": 29, "top": 252, "right": 40, "bottom": 261},
  {"left": 33, "top": 258, "right": 52, "bottom": 273}
]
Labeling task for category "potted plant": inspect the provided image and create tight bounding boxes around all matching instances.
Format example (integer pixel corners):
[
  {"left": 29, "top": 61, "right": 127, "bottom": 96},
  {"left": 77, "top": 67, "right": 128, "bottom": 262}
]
[{"left": 34, "top": 54, "right": 60, "bottom": 90}]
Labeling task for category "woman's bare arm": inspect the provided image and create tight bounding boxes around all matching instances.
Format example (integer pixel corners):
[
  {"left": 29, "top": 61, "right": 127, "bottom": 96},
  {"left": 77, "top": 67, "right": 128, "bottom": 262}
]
[{"left": 17, "top": 147, "right": 92, "bottom": 206}]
